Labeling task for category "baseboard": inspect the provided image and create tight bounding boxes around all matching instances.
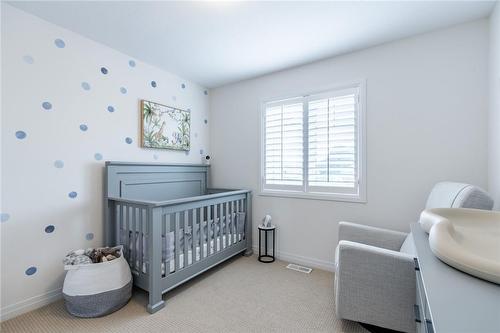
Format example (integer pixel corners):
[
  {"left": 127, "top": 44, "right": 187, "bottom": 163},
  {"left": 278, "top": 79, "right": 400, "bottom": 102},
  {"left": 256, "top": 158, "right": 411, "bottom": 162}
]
[
  {"left": 252, "top": 245, "right": 335, "bottom": 272},
  {"left": 0, "top": 288, "right": 62, "bottom": 322}
]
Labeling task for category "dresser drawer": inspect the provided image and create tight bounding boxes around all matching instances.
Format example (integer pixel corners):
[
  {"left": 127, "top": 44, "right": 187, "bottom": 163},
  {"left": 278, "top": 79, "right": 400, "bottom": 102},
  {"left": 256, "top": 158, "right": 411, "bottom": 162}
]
[{"left": 415, "top": 258, "right": 434, "bottom": 333}]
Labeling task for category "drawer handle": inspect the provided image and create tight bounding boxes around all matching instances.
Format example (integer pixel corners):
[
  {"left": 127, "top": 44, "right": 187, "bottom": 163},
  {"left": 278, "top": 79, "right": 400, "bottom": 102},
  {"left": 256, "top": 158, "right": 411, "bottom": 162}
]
[
  {"left": 425, "top": 319, "right": 434, "bottom": 333},
  {"left": 414, "top": 304, "right": 421, "bottom": 323},
  {"left": 414, "top": 257, "right": 420, "bottom": 271}
]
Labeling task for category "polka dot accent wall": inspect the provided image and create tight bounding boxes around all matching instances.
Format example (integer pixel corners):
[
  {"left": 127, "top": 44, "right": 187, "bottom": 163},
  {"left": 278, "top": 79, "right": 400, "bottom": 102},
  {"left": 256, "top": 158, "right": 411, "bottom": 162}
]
[
  {"left": 45, "top": 225, "right": 55, "bottom": 233},
  {"left": 23, "top": 55, "right": 34, "bottom": 64},
  {"left": 54, "top": 38, "right": 65, "bottom": 48},
  {"left": 15, "top": 131, "right": 27, "bottom": 139},
  {"left": 81, "top": 82, "right": 91, "bottom": 91},
  {"left": 3, "top": 6, "right": 210, "bottom": 304},
  {"left": 25, "top": 267, "right": 37, "bottom": 276},
  {"left": 42, "top": 102, "right": 52, "bottom": 110},
  {"left": 1, "top": 213, "right": 10, "bottom": 223}
]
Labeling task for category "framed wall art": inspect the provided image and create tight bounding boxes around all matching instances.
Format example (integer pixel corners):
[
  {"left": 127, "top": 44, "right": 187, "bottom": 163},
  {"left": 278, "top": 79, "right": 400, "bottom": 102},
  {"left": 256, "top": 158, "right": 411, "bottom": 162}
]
[{"left": 140, "top": 99, "right": 190, "bottom": 150}]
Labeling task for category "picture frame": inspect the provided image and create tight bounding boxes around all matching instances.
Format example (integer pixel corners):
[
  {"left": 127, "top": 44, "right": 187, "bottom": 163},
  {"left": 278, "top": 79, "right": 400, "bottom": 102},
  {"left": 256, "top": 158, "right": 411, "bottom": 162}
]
[{"left": 140, "top": 99, "right": 190, "bottom": 151}]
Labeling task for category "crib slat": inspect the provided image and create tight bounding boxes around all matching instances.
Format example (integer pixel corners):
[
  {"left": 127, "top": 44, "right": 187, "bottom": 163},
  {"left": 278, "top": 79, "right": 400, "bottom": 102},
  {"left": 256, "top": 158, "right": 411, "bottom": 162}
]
[
  {"left": 233, "top": 201, "right": 237, "bottom": 243},
  {"left": 236, "top": 200, "right": 240, "bottom": 241},
  {"left": 166, "top": 214, "right": 172, "bottom": 276},
  {"left": 225, "top": 201, "right": 229, "bottom": 247},
  {"left": 184, "top": 210, "right": 188, "bottom": 268},
  {"left": 220, "top": 203, "right": 225, "bottom": 249},
  {"left": 231, "top": 202, "right": 234, "bottom": 243},
  {"left": 125, "top": 206, "right": 130, "bottom": 261},
  {"left": 161, "top": 214, "right": 166, "bottom": 277},
  {"left": 119, "top": 204, "right": 124, "bottom": 247},
  {"left": 215, "top": 204, "right": 219, "bottom": 253},
  {"left": 175, "top": 212, "right": 181, "bottom": 271},
  {"left": 139, "top": 209, "right": 144, "bottom": 274},
  {"left": 130, "top": 208, "right": 136, "bottom": 270},
  {"left": 193, "top": 208, "right": 198, "bottom": 263},
  {"left": 200, "top": 206, "right": 205, "bottom": 258},
  {"left": 208, "top": 205, "right": 212, "bottom": 255}
]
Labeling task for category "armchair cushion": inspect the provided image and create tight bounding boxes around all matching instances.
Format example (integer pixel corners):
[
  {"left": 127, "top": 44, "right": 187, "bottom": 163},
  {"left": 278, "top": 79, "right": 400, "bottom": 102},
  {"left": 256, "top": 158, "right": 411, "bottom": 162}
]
[{"left": 339, "top": 221, "right": 408, "bottom": 252}]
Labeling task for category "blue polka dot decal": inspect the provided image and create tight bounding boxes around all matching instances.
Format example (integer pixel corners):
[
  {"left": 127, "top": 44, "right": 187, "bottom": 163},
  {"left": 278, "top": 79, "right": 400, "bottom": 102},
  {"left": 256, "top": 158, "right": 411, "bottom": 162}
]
[
  {"left": 200, "top": 149, "right": 204, "bottom": 155},
  {"left": 68, "top": 191, "right": 78, "bottom": 199},
  {"left": 128, "top": 60, "right": 136, "bottom": 67},
  {"left": 181, "top": 83, "right": 186, "bottom": 89},
  {"left": 0, "top": 213, "right": 10, "bottom": 223},
  {"left": 54, "top": 160, "right": 64, "bottom": 168},
  {"left": 185, "top": 151, "right": 189, "bottom": 156},
  {"left": 204, "top": 90, "right": 208, "bottom": 95},
  {"left": 172, "top": 96, "right": 177, "bottom": 101},
  {"left": 79, "top": 124, "right": 88, "bottom": 131},
  {"left": 194, "top": 132, "right": 198, "bottom": 138},
  {"left": 45, "top": 225, "right": 55, "bottom": 233},
  {"left": 94, "top": 153, "right": 103, "bottom": 161},
  {"left": 15, "top": 131, "right": 27, "bottom": 139},
  {"left": 100, "top": 67, "right": 108, "bottom": 74},
  {"left": 42, "top": 102, "right": 52, "bottom": 110},
  {"left": 54, "top": 38, "right": 65, "bottom": 48},
  {"left": 25, "top": 266, "right": 37, "bottom": 276},
  {"left": 125, "top": 137, "right": 133, "bottom": 144},
  {"left": 81, "top": 82, "right": 91, "bottom": 91},
  {"left": 153, "top": 154, "right": 159, "bottom": 160},
  {"left": 204, "top": 119, "right": 208, "bottom": 124},
  {"left": 86, "top": 232, "right": 94, "bottom": 241},
  {"left": 23, "top": 55, "right": 34, "bottom": 64},
  {"left": 151, "top": 81, "right": 157, "bottom": 88},
  {"left": 107, "top": 105, "right": 115, "bottom": 113},
  {"left": 120, "top": 87, "right": 127, "bottom": 94}
]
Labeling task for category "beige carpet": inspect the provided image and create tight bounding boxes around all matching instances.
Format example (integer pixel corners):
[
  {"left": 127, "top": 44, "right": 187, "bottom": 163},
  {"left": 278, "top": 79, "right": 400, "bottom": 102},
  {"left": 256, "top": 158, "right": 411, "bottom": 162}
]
[{"left": 1, "top": 255, "right": 367, "bottom": 333}]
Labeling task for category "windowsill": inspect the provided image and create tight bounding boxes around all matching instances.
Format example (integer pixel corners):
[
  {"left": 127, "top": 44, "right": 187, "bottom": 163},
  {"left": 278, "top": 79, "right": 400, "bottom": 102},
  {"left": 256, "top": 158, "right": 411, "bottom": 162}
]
[{"left": 259, "top": 190, "right": 367, "bottom": 203}]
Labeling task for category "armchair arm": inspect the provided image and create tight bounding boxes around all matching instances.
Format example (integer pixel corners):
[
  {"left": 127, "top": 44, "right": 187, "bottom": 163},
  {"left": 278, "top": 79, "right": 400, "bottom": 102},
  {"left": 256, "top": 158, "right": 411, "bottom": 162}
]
[
  {"left": 335, "top": 240, "right": 416, "bottom": 332},
  {"left": 339, "top": 221, "right": 408, "bottom": 251}
]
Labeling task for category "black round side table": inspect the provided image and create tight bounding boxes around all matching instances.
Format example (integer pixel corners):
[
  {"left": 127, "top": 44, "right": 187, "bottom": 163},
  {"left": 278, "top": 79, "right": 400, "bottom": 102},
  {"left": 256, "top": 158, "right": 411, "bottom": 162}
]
[{"left": 258, "top": 225, "right": 276, "bottom": 263}]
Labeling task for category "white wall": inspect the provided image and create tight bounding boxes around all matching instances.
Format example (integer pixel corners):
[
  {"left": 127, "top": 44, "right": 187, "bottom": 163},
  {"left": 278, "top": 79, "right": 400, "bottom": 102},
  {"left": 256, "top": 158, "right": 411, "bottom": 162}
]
[
  {"left": 210, "top": 20, "right": 489, "bottom": 270},
  {"left": 0, "top": 5, "right": 210, "bottom": 320},
  {"left": 489, "top": 3, "right": 500, "bottom": 209}
]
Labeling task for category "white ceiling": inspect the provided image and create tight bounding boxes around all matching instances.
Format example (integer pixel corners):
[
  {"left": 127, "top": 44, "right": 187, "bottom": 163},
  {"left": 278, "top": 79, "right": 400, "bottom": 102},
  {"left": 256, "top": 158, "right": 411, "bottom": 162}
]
[{"left": 7, "top": 1, "right": 496, "bottom": 88}]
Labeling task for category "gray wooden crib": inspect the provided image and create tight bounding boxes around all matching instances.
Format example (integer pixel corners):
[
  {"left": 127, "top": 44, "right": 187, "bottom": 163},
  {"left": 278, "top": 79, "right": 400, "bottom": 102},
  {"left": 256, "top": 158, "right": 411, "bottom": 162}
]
[{"left": 104, "top": 162, "right": 252, "bottom": 313}]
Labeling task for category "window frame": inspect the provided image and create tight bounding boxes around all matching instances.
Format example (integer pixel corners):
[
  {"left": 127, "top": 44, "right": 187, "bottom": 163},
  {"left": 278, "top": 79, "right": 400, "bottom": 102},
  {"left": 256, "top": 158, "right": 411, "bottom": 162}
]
[{"left": 260, "top": 80, "right": 367, "bottom": 203}]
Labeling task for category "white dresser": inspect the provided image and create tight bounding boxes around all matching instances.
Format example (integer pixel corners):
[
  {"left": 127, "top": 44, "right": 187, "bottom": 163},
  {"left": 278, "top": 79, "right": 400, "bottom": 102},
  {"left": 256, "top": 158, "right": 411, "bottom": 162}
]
[{"left": 411, "top": 223, "right": 500, "bottom": 333}]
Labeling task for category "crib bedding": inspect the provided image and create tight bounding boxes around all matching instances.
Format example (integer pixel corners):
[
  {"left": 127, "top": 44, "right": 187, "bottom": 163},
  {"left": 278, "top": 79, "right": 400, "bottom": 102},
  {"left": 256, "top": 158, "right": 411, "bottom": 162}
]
[
  {"left": 132, "top": 234, "right": 243, "bottom": 275},
  {"left": 125, "top": 216, "right": 245, "bottom": 275}
]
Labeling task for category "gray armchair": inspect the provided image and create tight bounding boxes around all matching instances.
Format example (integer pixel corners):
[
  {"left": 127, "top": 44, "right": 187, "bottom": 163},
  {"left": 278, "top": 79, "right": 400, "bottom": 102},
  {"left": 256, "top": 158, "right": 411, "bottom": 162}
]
[{"left": 334, "top": 182, "right": 494, "bottom": 332}]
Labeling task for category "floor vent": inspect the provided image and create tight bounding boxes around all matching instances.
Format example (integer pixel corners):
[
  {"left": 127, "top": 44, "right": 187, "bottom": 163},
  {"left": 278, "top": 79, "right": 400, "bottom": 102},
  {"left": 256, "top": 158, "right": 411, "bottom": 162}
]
[{"left": 286, "top": 263, "right": 312, "bottom": 274}]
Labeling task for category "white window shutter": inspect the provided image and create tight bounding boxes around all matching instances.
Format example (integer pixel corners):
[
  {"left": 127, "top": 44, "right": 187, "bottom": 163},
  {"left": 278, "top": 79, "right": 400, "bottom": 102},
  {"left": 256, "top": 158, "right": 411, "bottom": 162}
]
[
  {"left": 307, "top": 89, "right": 358, "bottom": 193},
  {"left": 264, "top": 99, "right": 304, "bottom": 189}
]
